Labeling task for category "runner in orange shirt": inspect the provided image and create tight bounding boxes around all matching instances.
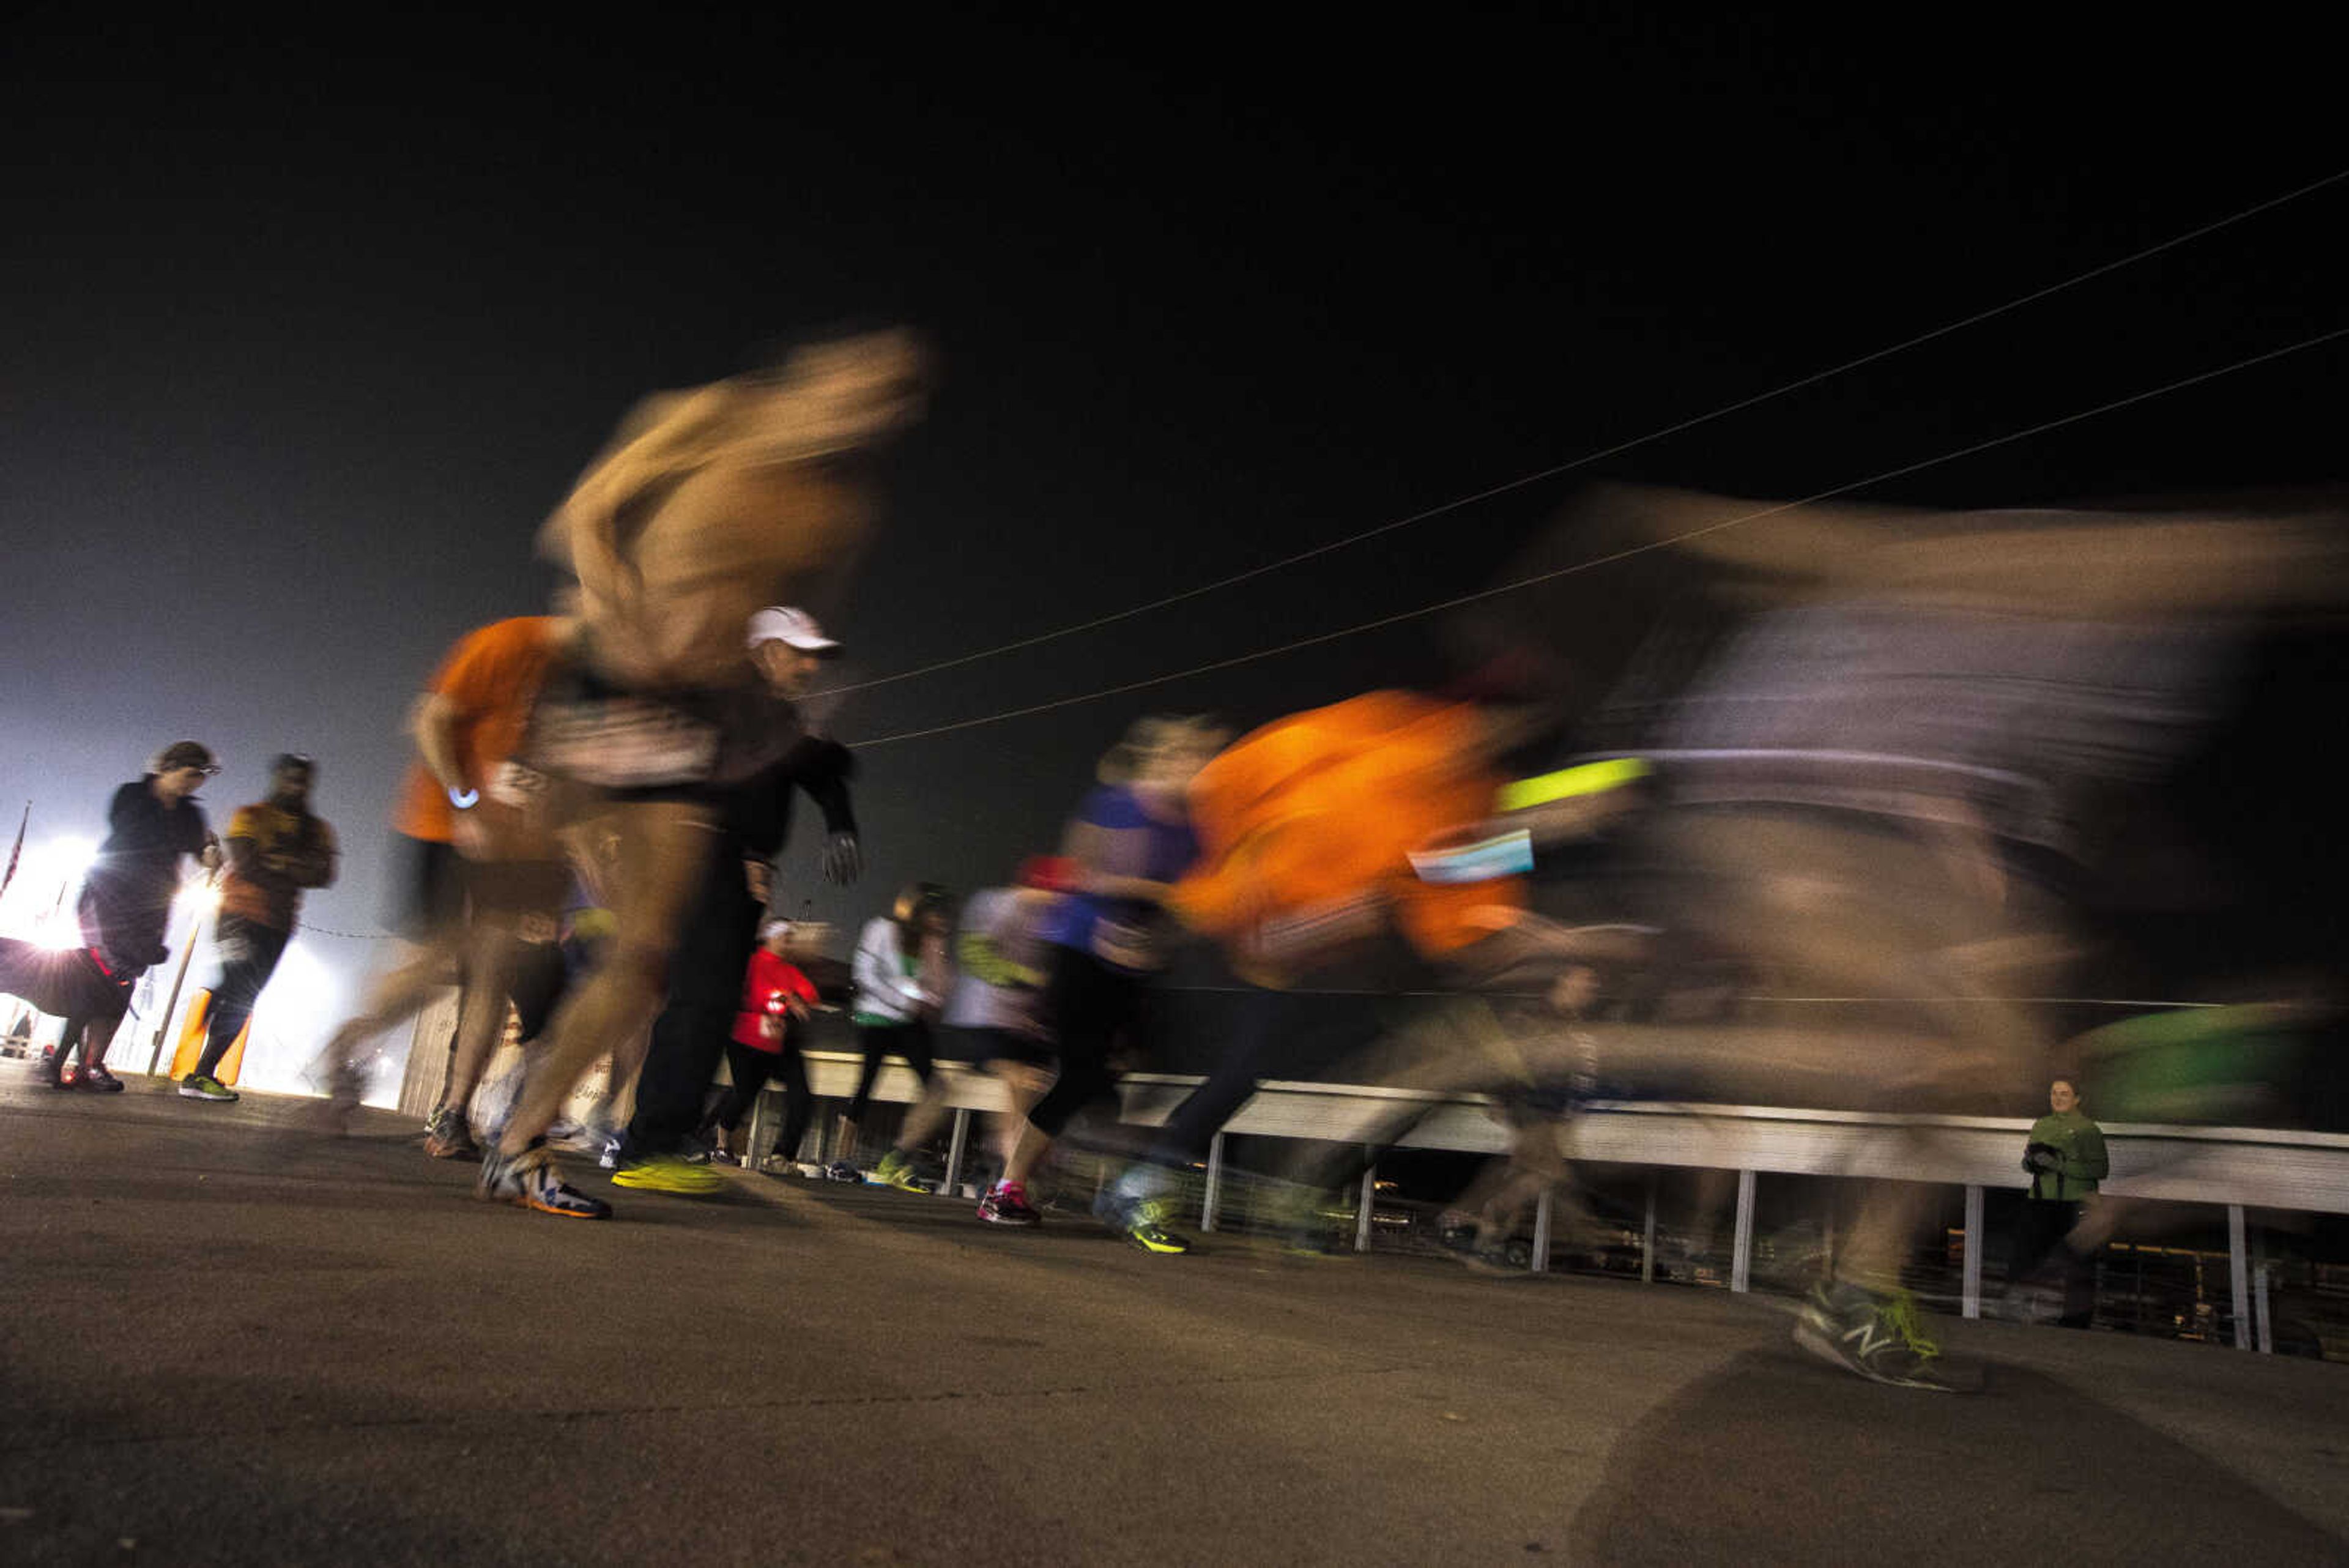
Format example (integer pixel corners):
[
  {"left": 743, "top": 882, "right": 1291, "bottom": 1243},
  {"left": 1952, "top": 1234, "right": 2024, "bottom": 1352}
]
[{"left": 316, "top": 615, "right": 573, "bottom": 1164}]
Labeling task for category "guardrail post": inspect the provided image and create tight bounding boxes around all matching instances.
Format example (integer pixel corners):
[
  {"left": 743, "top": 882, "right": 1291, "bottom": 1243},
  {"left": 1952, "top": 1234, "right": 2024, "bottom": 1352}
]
[
  {"left": 2228, "top": 1204, "right": 2251, "bottom": 1350},
  {"left": 2253, "top": 1225, "right": 2273, "bottom": 1354},
  {"left": 1641, "top": 1175, "right": 1657, "bottom": 1284},
  {"left": 1203, "top": 1132, "right": 1225, "bottom": 1233},
  {"left": 1355, "top": 1152, "right": 1377, "bottom": 1254},
  {"left": 1731, "top": 1170, "right": 1756, "bottom": 1293},
  {"left": 744, "top": 1089, "right": 769, "bottom": 1170},
  {"left": 1962, "top": 1184, "right": 1984, "bottom": 1320},
  {"left": 943, "top": 1106, "right": 971, "bottom": 1196},
  {"left": 1531, "top": 1188, "right": 1553, "bottom": 1274}
]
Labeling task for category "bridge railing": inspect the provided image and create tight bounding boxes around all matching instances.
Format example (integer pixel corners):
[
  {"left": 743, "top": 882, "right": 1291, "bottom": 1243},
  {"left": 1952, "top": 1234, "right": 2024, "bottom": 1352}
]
[{"left": 748, "top": 1049, "right": 2349, "bottom": 1354}]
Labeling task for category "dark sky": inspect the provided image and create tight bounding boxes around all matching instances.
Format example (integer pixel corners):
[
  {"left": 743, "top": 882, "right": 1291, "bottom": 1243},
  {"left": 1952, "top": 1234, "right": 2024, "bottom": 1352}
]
[{"left": 4, "top": 12, "right": 2342, "bottom": 1012}]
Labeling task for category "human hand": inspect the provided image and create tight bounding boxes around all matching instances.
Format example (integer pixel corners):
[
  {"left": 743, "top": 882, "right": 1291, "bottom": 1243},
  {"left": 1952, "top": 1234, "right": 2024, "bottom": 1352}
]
[{"left": 744, "top": 858, "right": 774, "bottom": 904}]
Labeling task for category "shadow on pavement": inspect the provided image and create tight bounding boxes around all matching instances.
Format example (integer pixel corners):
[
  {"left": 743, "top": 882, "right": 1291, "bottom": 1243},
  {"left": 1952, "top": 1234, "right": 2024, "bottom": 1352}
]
[{"left": 1572, "top": 1347, "right": 2344, "bottom": 1564}]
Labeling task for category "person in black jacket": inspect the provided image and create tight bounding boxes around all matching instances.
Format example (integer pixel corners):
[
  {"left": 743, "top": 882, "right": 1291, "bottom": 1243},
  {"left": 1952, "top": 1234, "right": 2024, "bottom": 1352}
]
[
  {"left": 609, "top": 608, "right": 862, "bottom": 1191},
  {"left": 50, "top": 743, "right": 223, "bottom": 1090}
]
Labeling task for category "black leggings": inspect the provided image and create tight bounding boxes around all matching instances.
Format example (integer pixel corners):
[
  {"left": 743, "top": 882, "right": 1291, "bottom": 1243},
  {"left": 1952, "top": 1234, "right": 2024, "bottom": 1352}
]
[
  {"left": 707, "top": 1040, "right": 814, "bottom": 1157},
  {"left": 845, "top": 1020, "right": 935, "bottom": 1127},
  {"left": 198, "top": 918, "right": 291, "bottom": 1078},
  {"left": 1025, "top": 948, "right": 1144, "bottom": 1139}
]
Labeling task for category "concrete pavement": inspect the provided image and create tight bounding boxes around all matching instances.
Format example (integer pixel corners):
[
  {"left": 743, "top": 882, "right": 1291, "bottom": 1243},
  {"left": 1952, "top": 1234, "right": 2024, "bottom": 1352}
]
[{"left": 2, "top": 1065, "right": 2344, "bottom": 1565}]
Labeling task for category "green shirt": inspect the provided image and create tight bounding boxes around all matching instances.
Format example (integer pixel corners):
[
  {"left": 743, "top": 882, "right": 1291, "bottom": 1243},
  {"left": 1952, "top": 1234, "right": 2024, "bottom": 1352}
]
[{"left": 2024, "top": 1108, "right": 2109, "bottom": 1202}]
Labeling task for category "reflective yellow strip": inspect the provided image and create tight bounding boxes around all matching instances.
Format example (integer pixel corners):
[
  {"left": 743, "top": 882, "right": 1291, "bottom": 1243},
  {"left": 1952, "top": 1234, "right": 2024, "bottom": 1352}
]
[{"left": 1495, "top": 758, "right": 1652, "bottom": 812}]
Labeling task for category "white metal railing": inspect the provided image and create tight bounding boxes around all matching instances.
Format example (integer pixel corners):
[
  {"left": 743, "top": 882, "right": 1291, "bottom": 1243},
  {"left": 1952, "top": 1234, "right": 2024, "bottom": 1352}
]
[{"left": 749, "top": 1050, "right": 2349, "bottom": 1354}]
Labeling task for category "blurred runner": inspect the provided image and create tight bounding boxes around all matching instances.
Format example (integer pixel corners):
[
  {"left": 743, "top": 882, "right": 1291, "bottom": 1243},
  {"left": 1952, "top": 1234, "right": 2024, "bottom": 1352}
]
[
  {"left": 699, "top": 919, "right": 818, "bottom": 1164},
  {"left": 848, "top": 883, "right": 950, "bottom": 1190},
  {"left": 978, "top": 716, "right": 1222, "bottom": 1228},
  {"left": 607, "top": 606, "right": 861, "bottom": 1195},
  {"left": 489, "top": 328, "right": 923, "bottom": 1218},
  {"left": 181, "top": 753, "right": 338, "bottom": 1104},
  {"left": 1100, "top": 682, "right": 1638, "bottom": 1253},
  {"left": 314, "top": 613, "right": 571, "bottom": 1153},
  {"left": 935, "top": 858, "right": 1071, "bottom": 1187}
]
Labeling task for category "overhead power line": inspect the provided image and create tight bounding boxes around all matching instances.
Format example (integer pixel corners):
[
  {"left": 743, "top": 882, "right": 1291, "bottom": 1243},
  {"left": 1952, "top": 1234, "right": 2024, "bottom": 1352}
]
[
  {"left": 814, "top": 167, "right": 2348, "bottom": 704},
  {"left": 853, "top": 321, "right": 2349, "bottom": 748}
]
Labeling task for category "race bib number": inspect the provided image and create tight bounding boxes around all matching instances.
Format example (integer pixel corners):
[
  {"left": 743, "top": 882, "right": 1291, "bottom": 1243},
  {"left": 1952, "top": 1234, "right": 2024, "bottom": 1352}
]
[{"left": 533, "top": 697, "right": 721, "bottom": 789}]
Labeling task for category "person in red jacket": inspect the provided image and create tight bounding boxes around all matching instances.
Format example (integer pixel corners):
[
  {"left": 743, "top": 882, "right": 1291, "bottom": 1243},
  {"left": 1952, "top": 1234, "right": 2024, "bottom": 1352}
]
[{"left": 703, "top": 920, "right": 819, "bottom": 1164}]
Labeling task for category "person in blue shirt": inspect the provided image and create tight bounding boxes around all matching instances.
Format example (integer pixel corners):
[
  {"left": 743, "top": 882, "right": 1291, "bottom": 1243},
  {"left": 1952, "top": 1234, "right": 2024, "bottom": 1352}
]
[{"left": 977, "top": 715, "right": 1223, "bottom": 1227}]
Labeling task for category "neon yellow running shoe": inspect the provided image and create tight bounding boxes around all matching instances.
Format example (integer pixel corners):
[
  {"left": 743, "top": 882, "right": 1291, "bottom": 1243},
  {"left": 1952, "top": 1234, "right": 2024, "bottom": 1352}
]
[
  {"left": 871, "top": 1150, "right": 926, "bottom": 1194},
  {"left": 610, "top": 1154, "right": 725, "bottom": 1195}
]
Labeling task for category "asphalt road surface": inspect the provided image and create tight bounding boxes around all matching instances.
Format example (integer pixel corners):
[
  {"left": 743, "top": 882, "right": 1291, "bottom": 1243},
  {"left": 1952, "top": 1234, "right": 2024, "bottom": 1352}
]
[{"left": 3, "top": 1067, "right": 2344, "bottom": 1565}]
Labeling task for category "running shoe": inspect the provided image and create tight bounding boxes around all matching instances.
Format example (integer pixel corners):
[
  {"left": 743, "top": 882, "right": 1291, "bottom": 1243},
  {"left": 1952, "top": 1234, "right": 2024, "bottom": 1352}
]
[
  {"left": 477, "top": 1141, "right": 613, "bottom": 1219},
  {"left": 1792, "top": 1278, "right": 1975, "bottom": 1392},
  {"left": 977, "top": 1180, "right": 1041, "bottom": 1227},
  {"left": 609, "top": 1154, "right": 725, "bottom": 1196},
  {"left": 1093, "top": 1189, "right": 1191, "bottom": 1254},
  {"left": 423, "top": 1107, "right": 482, "bottom": 1161},
  {"left": 870, "top": 1150, "right": 926, "bottom": 1193},
  {"left": 1459, "top": 1241, "right": 1527, "bottom": 1278},
  {"left": 80, "top": 1064, "right": 126, "bottom": 1093},
  {"left": 825, "top": 1159, "right": 863, "bottom": 1184},
  {"left": 177, "top": 1073, "right": 240, "bottom": 1102}
]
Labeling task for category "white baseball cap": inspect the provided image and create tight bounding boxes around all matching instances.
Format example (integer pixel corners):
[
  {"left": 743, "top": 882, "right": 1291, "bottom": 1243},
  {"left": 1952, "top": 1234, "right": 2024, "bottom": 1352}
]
[{"left": 746, "top": 606, "right": 842, "bottom": 655}]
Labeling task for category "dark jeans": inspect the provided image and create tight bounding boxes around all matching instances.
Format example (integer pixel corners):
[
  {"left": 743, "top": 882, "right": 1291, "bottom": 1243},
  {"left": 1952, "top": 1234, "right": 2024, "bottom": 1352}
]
[
  {"left": 622, "top": 852, "right": 761, "bottom": 1160},
  {"left": 197, "top": 916, "right": 291, "bottom": 1078},
  {"left": 2009, "top": 1198, "right": 2096, "bottom": 1327},
  {"left": 1025, "top": 948, "right": 1143, "bottom": 1139},
  {"left": 845, "top": 1019, "right": 935, "bottom": 1127}
]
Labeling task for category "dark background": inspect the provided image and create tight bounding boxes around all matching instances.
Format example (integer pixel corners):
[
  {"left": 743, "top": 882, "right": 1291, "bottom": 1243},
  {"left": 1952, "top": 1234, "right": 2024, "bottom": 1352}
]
[{"left": 4, "top": 12, "right": 2342, "bottom": 1066}]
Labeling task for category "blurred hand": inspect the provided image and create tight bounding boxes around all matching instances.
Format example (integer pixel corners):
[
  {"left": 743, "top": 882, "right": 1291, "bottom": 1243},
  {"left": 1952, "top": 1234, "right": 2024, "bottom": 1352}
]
[
  {"left": 449, "top": 810, "right": 491, "bottom": 860},
  {"left": 198, "top": 839, "right": 223, "bottom": 872},
  {"left": 822, "top": 831, "right": 863, "bottom": 885},
  {"left": 744, "top": 858, "right": 774, "bottom": 904}
]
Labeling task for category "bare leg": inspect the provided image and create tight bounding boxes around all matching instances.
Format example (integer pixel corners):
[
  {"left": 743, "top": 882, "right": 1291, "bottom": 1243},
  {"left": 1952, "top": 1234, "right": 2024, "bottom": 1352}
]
[
  {"left": 437, "top": 925, "right": 530, "bottom": 1124},
  {"left": 497, "top": 801, "right": 714, "bottom": 1157},
  {"left": 985, "top": 1060, "right": 1051, "bottom": 1169},
  {"left": 319, "top": 932, "right": 464, "bottom": 1101},
  {"left": 892, "top": 1066, "right": 957, "bottom": 1153},
  {"left": 1004, "top": 1121, "right": 1053, "bottom": 1186}
]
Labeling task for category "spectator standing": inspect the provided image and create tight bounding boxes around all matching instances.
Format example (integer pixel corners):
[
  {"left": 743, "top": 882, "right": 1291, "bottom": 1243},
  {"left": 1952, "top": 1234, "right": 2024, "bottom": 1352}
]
[
  {"left": 182, "top": 754, "right": 337, "bottom": 1102},
  {"left": 2010, "top": 1077, "right": 2110, "bottom": 1328}
]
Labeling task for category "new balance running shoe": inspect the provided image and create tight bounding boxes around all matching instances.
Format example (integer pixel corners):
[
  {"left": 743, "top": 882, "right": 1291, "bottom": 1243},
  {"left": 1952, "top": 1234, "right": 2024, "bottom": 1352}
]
[
  {"left": 977, "top": 1180, "right": 1040, "bottom": 1227},
  {"left": 1792, "top": 1278, "right": 1976, "bottom": 1392},
  {"left": 610, "top": 1154, "right": 725, "bottom": 1196},
  {"left": 177, "top": 1073, "right": 239, "bottom": 1102},
  {"left": 870, "top": 1150, "right": 926, "bottom": 1193},
  {"left": 477, "top": 1142, "right": 613, "bottom": 1219},
  {"left": 423, "top": 1107, "right": 482, "bottom": 1161}
]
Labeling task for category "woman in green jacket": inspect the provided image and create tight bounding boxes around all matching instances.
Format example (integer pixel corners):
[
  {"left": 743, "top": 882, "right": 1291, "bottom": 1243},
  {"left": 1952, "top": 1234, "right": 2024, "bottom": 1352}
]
[{"left": 2008, "top": 1078, "right": 2109, "bottom": 1327}]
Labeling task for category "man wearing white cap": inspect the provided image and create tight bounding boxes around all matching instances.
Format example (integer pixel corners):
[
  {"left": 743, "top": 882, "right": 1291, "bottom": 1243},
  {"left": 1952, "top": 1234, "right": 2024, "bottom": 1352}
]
[{"left": 604, "top": 606, "right": 863, "bottom": 1194}]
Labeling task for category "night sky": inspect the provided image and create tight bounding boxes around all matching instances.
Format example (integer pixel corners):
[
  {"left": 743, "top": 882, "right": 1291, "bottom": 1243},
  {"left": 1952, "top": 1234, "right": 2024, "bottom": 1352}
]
[{"left": 5, "top": 13, "right": 2342, "bottom": 1058}]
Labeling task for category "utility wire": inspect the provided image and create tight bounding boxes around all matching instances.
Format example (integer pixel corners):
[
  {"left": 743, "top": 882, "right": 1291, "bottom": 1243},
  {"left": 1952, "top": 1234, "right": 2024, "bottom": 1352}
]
[
  {"left": 853, "top": 321, "right": 2349, "bottom": 748},
  {"left": 814, "top": 168, "right": 2349, "bottom": 702}
]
